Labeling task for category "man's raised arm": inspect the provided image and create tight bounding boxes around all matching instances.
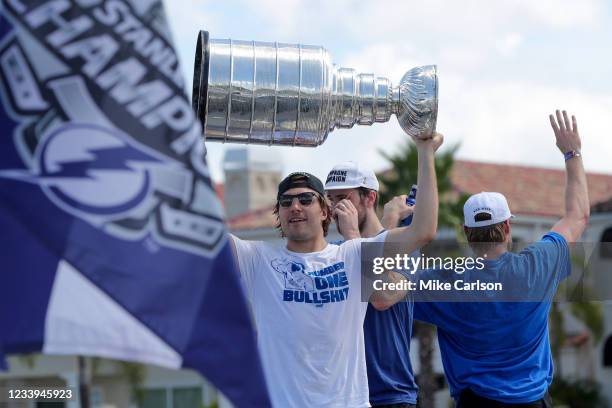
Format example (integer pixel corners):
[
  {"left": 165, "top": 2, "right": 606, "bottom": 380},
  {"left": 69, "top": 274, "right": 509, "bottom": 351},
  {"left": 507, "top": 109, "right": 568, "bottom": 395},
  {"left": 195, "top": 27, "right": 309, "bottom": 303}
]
[
  {"left": 369, "top": 133, "right": 442, "bottom": 310},
  {"left": 385, "top": 134, "right": 441, "bottom": 253},
  {"left": 549, "top": 110, "right": 589, "bottom": 242}
]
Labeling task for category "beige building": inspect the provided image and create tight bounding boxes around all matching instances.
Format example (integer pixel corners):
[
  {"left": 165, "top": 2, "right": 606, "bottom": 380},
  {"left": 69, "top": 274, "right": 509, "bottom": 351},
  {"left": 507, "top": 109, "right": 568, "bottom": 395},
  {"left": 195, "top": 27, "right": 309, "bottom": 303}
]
[{"left": 0, "top": 354, "right": 217, "bottom": 408}]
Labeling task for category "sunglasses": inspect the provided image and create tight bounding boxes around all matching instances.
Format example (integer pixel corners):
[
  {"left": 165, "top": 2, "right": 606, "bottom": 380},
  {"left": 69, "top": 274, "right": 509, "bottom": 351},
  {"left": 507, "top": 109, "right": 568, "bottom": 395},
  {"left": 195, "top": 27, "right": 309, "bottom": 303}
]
[{"left": 278, "top": 192, "right": 319, "bottom": 208}]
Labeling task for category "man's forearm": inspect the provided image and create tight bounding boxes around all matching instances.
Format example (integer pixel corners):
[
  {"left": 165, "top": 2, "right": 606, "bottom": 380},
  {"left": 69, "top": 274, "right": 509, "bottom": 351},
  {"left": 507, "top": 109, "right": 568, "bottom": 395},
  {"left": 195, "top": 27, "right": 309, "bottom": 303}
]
[
  {"left": 410, "top": 146, "right": 438, "bottom": 240},
  {"left": 369, "top": 271, "right": 409, "bottom": 310},
  {"left": 387, "top": 145, "right": 438, "bottom": 248},
  {"left": 564, "top": 157, "right": 589, "bottom": 221}
]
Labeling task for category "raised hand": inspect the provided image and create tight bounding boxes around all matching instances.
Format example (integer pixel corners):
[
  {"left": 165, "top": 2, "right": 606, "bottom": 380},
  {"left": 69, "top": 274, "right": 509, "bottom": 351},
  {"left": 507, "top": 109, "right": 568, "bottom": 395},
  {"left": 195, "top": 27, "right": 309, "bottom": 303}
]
[
  {"left": 413, "top": 132, "right": 444, "bottom": 153},
  {"left": 549, "top": 110, "right": 581, "bottom": 154},
  {"left": 381, "top": 195, "right": 413, "bottom": 229}
]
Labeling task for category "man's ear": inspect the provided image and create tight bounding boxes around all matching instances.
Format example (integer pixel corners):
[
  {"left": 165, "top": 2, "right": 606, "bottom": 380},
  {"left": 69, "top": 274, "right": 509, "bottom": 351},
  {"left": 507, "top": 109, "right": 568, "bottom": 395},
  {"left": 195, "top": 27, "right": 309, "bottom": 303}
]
[
  {"left": 320, "top": 201, "right": 328, "bottom": 220},
  {"left": 503, "top": 219, "right": 512, "bottom": 237},
  {"left": 367, "top": 191, "right": 377, "bottom": 209}
]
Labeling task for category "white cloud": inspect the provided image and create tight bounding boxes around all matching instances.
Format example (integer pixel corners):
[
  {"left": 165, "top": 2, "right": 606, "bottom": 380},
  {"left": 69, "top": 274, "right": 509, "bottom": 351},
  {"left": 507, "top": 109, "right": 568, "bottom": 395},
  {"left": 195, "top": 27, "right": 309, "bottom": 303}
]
[
  {"left": 342, "top": 43, "right": 420, "bottom": 82},
  {"left": 242, "top": 0, "right": 303, "bottom": 38},
  {"left": 496, "top": 32, "right": 522, "bottom": 57},
  {"left": 442, "top": 78, "right": 612, "bottom": 173},
  {"left": 515, "top": 0, "right": 604, "bottom": 29},
  {"left": 239, "top": 0, "right": 604, "bottom": 43},
  {"left": 163, "top": 0, "right": 223, "bottom": 92}
]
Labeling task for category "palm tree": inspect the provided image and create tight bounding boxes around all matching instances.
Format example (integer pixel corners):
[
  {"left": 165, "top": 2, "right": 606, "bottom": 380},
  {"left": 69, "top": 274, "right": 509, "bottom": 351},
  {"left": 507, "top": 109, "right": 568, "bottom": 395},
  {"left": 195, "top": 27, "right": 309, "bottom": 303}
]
[
  {"left": 548, "top": 253, "right": 605, "bottom": 407},
  {"left": 378, "top": 139, "right": 468, "bottom": 408},
  {"left": 549, "top": 253, "right": 604, "bottom": 379}
]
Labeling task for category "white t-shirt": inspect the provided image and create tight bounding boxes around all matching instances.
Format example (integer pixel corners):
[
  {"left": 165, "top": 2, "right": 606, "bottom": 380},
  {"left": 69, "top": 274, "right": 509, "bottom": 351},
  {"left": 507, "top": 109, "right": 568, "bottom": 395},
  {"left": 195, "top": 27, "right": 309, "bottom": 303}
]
[{"left": 232, "top": 233, "right": 387, "bottom": 408}]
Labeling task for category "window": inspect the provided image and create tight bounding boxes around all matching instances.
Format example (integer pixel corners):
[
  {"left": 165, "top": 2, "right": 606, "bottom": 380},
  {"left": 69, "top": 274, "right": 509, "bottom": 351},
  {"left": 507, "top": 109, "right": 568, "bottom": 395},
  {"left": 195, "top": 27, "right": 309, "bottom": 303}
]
[
  {"left": 141, "top": 388, "right": 167, "bottom": 408},
  {"left": 91, "top": 387, "right": 104, "bottom": 408},
  {"left": 600, "top": 227, "right": 612, "bottom": 259},
  {"left": 172, "top": 387, "right": 202, "bottom": 407},
  {"left": 604, "top": 335, "right": 612, "bottom": 367},
  {"left": 140, "top": 387, "right": 202, "bottom": 408}
]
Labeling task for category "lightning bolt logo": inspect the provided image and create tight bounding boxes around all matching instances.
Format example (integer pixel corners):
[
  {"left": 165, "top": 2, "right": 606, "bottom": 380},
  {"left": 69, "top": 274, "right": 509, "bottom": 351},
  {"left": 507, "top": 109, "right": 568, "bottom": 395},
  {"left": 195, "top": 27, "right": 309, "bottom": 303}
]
[{"left": 0, "top": 123, "right": 169, "bottom": 216}]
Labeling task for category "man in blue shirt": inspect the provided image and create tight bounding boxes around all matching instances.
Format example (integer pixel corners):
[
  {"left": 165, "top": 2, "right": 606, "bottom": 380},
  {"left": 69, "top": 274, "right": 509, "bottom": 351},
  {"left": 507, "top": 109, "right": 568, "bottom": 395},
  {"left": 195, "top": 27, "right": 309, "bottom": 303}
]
[
  {"left": 382, "top": 110, "right": 588, "bottom": 407},
  {"left": 326, "top": 161, "right": 419, "bottom": 408}
]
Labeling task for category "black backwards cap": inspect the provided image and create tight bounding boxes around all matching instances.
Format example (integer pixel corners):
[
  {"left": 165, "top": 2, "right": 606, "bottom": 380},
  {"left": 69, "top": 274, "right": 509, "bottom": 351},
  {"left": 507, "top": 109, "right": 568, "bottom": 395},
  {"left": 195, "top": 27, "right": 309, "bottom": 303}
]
[{"left": 277, "top": 172, "right": 325, "bottom": 200}]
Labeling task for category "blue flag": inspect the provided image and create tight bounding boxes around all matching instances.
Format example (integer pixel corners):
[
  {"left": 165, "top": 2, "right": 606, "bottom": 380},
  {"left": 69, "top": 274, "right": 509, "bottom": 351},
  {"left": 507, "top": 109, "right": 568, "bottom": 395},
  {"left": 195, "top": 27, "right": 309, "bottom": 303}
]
[
  {"left": 0, "top": 1, "right": 270, "bottom": 406},
  {"left": 0, "top": 347, "right": 5, "bottom": 370}
]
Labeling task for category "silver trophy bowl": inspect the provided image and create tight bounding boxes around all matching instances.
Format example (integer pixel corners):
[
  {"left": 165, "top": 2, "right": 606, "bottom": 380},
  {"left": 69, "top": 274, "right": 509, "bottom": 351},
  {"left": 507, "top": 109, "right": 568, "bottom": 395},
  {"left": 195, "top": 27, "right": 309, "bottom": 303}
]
[{"left": 192, "top": 31, "right": 437, "bottom": 147}]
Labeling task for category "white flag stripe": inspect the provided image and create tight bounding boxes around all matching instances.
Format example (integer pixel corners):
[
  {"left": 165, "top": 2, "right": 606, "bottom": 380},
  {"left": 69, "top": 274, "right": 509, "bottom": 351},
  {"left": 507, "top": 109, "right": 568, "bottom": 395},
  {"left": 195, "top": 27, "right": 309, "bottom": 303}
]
[{"left": 44, "top": 259, "right": 182, "bottom": 369}]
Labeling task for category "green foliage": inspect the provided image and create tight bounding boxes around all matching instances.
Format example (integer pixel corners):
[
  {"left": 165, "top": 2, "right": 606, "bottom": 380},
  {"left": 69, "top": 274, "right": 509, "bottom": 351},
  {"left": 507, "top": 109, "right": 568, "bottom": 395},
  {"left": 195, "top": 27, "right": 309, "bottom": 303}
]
[
  {"left": 15, "top": 353, "right": 38, "bottom": 369},
  {"left": 119, "top": 361, "right": 147, "bottom": 404},
  {"left": 90, "top": 357, "right": 147, "bottom": 404},
  {"left": 549, "top": 254, "right": 604, "bottom": 378},
  {"left": 567, "top": 254, "right": 604, "bottom": 343},
  {"left": 377, "top": 140, "right": 468, "bottom": 230},
  {"left": 549, "top": 303, "right": 566, "bottom": 367},
  {"left": 550, "top": 377, "right": 608, "bottom": 408}
]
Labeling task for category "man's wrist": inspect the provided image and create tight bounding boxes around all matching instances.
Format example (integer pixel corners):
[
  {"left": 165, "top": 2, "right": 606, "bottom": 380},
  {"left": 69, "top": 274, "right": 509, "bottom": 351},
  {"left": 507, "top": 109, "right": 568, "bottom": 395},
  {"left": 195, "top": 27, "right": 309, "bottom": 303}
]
[
  {"left": 381, "top": 214, "right": 399, "bottom": 230},
  {"left": 342, "top": 229, "right": 360, "bottom": 239},
  {"left": 381, "top": 211, "right": 401, "bottom": 223},
  {"left": 564, "top": 150, "right": 581, "bottom": 161}
]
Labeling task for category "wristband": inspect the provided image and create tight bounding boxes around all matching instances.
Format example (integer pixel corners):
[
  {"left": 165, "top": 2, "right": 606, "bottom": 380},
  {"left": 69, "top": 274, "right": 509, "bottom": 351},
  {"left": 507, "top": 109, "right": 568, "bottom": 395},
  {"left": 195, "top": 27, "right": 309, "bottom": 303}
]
[{"left": 564, "top": 150, "right": 581, "bottom": 161}]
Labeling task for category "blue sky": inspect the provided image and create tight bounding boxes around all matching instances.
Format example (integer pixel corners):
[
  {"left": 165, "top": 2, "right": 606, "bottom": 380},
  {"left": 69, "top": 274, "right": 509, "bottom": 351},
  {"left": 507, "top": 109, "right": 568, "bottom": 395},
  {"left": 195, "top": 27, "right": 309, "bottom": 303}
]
[{"left": 163, "top": 0, "right": 612, "bottom": 183}]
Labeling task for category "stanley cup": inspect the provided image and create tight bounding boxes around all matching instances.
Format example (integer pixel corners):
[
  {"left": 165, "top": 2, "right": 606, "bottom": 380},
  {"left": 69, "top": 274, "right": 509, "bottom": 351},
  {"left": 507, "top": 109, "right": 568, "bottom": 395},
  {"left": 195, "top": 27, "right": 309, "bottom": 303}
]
[{"left": 192, "top": 31, "right": 438, "bottom": 147}]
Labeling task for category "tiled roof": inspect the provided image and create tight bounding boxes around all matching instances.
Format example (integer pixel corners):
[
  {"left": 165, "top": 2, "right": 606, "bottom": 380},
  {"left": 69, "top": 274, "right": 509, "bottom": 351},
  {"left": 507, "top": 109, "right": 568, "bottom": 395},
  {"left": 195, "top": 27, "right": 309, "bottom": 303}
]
[
  {"left": 227, "top": 205, "right": 276, "bottom": 230},
  {"left": 451, "top": 160, "right": 612, "bottom": 217},
  {"left": 224, "top": 160, "right": 612, "bottom": 230}
]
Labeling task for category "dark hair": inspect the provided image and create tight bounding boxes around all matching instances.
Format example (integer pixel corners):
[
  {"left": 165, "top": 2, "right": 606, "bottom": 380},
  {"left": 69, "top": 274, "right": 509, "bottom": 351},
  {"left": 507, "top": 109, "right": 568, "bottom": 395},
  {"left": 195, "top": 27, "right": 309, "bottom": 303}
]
[
  {"left": 273, "top": 193, "right": 332, "bottom": 237},
  {"left": 464, "top": 221, "right": 507, "bottom": 252},
  {"left": 357, "top": 187, "right": 379, "bottom": 210}
]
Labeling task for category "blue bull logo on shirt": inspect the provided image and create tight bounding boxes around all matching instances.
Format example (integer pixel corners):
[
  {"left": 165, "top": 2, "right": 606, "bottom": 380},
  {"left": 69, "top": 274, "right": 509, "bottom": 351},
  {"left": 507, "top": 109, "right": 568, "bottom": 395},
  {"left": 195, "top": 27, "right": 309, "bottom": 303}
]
[{"left": 271, "top": 259, "right": 350, "bottom": 307}]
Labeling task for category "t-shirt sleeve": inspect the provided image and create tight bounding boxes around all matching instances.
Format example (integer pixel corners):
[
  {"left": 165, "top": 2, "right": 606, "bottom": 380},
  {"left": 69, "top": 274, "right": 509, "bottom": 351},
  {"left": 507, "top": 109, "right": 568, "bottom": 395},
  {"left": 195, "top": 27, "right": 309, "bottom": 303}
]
[
  {"left": 338, "top": 232, "right": 388, "bottom": 299},
  {"left": 230, "top": 234, "right": 261, "bottom": 298},
  {"left": 541, "top": 231, "right": 571, "bottom": 276},
  {"left": 361, "top": 231, "right": 388, "bottom": 256},
  {"left": 517, "top": 231, "right": 571, "bottom": 296},
  {"left": 340, "top": 232, "right": 388, "bottom": 265},
  {"left": 413, "top": 299, "right": 437, "bottom": 324},
  {"left": 411, "top": 265, "right": 447, "bottom": 325}
]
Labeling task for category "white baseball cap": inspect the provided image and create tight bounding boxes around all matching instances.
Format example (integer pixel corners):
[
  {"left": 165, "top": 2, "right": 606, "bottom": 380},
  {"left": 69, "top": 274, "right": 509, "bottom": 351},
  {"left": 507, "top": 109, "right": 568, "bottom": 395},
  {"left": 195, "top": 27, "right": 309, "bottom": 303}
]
[
  {"left": 324, "top": 161, "right": 379, "bottom": 191},
  {"left": 463, "top": 192, "right": 513, "bottom": 227}
]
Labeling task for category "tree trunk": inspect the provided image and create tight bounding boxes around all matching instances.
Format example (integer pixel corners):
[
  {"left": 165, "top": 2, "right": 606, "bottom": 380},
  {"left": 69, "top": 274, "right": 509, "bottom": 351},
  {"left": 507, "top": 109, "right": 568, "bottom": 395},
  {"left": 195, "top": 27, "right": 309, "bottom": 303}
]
[
  {"left": 416, "top": 321, "right": 436, "bottom": 408},
  {"left": 549, "top": 303, "right": 564, "bottom": 379}
]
